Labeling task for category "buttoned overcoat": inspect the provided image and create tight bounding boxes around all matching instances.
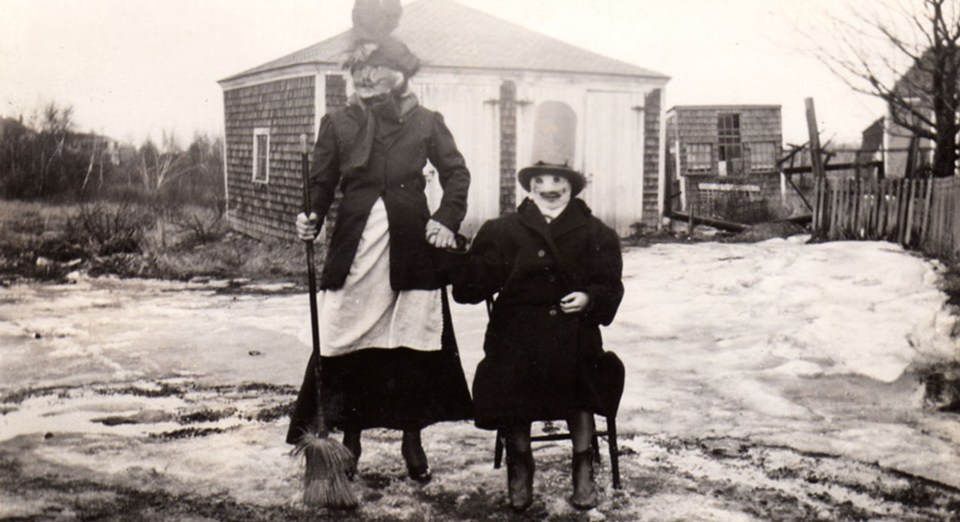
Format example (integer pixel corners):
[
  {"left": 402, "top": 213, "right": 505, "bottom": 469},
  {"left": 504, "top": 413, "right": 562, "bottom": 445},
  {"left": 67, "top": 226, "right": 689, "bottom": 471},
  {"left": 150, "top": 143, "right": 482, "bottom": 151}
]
[
  {"left": 453, "top": 198, "right": 624, "bottom": 429},
  {"left": 309, "top": 97, "right": 470, "bottom": 290}
]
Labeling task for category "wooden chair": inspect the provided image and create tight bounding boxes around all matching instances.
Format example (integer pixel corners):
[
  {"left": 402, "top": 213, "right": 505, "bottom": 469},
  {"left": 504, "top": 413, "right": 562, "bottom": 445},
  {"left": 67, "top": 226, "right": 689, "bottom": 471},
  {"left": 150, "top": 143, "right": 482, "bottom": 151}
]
[{"left": 492, "top": 416, "right": 621, "bottom": 489}]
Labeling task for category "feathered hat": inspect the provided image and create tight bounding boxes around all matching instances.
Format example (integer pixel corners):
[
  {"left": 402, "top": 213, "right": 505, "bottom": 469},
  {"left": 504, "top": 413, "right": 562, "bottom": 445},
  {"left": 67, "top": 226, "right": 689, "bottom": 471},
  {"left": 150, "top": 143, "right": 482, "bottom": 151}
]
[{"left": 345, "top": 0, "right": 420, "bottom": 77}]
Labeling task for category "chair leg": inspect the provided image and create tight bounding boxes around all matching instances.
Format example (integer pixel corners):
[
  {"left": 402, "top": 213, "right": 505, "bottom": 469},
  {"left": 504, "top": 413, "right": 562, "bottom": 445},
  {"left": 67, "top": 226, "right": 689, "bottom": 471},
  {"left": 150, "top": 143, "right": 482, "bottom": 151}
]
[
  {"left": 494, "top": 429, "right": 504, "bottom": 469},
  {"left": 592, "top": 432, "right": 601, "bottom": 463},
  {"left": 607, "top": 416, "right": 620, "bottom": 489}
]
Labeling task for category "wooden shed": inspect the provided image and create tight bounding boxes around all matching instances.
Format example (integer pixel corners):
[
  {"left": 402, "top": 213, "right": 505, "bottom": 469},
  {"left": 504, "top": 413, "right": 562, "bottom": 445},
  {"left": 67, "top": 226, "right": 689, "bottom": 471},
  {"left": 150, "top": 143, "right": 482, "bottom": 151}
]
[
  {"left": 218, "top": 0, "right": 669, "bottom": 240},
  {"left": 665, "top": 105, "right": 788, "bottom": 222}
]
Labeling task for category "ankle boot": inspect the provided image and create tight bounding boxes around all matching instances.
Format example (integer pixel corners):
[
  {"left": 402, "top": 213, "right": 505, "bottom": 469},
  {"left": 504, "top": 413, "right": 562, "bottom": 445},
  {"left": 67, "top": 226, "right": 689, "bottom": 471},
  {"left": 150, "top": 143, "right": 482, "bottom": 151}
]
[
  {"left": 570, "top": 449, "right": 598, "bottom": 510},
  {"left": 343, "top": 430, "right": 361, "bottom": 462},
  {"left": 506, "top": 448, "right": 534, "bottom": 512},
  {"left": 342, "top": 430, "right": 361, "bottom": 479},
  {"left": 401, "top": 431, "right": 432, "bottom": 483}
]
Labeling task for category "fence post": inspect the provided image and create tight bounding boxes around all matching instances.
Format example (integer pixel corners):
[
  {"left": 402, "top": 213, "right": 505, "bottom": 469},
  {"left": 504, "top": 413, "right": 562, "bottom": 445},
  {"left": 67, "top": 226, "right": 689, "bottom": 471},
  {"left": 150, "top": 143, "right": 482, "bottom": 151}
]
[
  {"left": 904, "top": 179, "right": 916, "bottom": 246},
  {"left": 805, "top": 98, "right": 826, "bottom": 181},
  {"left": 876, "top": 179, "right": 887, "bottom": 240},
  {"left": 824, "top": 180, "right": 840, "bottom": 239},
  {"left": 813, "top": 177, "right": 822, "bottom": 233},
  {"left": 952, "top": 179, "right": 960, "bottom": 259},
  {"left": 919, "top": 178, "right": 931, "bottom": 249}
]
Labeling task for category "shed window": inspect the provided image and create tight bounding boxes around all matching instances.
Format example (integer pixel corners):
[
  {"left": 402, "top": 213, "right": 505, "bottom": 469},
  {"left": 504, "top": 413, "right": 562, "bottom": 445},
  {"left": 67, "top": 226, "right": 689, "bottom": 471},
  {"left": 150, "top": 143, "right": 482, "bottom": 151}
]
[
  {"left": 253, "top": 128, "right": 270, "bottom": 183},
  {"left": 717, "top": 113, "right": 742, "bottom": 162},
  {"left": 750, "top": 142, "right": 777, "bottom": 171},
  {"left": 685, "top": 143, "right": 713, "bottom": 172}
]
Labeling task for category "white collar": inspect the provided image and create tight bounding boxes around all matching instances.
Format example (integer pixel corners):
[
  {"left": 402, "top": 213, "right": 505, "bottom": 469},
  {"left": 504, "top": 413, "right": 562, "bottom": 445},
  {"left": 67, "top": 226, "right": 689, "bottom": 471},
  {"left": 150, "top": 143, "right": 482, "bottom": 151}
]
[{"left": 535, "top": 201, "right": 568, "bottom": 222}]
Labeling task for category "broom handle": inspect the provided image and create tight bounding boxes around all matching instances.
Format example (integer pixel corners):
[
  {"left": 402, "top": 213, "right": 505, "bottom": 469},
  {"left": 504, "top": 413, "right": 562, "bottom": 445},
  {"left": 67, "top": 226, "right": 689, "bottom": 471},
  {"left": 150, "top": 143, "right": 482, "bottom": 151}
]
[{"left": 300, "top": 134, "right": 329, "bottom": 435}]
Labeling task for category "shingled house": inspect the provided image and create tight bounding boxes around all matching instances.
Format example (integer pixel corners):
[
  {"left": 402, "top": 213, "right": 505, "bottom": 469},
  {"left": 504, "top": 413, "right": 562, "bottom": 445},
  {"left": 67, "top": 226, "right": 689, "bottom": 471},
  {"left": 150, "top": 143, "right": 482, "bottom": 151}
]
[
  {"left": 218, "top": 0, "right": 669, "bottom": 240},
  {"left": 665, "top": 105, "right": 787, "bottom": 222}
]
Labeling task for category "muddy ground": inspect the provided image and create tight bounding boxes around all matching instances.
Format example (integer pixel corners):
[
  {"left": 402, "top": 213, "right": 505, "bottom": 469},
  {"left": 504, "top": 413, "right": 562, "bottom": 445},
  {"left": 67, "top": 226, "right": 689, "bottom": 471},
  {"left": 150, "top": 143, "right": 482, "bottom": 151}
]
[
  {"left": 4, "top": 238, "right": 960, "bottom": 521},
  {"left": 3, "top": 380, "right": 960, "bottom": 522}
]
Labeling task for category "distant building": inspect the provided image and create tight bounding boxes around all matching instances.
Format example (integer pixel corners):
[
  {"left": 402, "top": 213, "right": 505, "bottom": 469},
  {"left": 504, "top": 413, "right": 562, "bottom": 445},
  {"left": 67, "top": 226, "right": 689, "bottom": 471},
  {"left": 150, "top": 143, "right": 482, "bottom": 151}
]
[
  {"left": 859, "top": 48, "right": 959, "bottom": 178},
  {"left": 218, "top": 0, "right": 669, "bottom": 241},
  {"left": 69, "top": 132, "right": 121, "bottom": 167},
  {"left": 666, "top": 105, "right": 788, "bottom": 222}
]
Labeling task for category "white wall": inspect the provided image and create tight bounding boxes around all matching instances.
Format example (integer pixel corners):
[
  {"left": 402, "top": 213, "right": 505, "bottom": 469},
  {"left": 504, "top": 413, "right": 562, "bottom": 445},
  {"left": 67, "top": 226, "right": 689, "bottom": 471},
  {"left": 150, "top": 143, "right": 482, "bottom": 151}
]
[
  {"left": 517, "top": 78, "right": 652, "bottom": 236},
  {"left": 412, "top": 73, "right": 501, "bottom": 237}
]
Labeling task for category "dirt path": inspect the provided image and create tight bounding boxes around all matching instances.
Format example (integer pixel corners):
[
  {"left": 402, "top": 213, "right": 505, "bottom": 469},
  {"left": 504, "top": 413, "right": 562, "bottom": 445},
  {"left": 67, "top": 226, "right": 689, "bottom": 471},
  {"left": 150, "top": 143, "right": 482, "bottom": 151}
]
[{"left": 2, "top": 380, "right": 959, "bottom": 522}]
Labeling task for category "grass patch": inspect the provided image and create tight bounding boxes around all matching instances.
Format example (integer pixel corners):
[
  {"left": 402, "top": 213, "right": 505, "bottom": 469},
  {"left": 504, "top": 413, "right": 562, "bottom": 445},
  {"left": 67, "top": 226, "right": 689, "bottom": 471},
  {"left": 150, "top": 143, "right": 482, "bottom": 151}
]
[{"left": 0, "top": 199, "right": 315, "bottom": 285}]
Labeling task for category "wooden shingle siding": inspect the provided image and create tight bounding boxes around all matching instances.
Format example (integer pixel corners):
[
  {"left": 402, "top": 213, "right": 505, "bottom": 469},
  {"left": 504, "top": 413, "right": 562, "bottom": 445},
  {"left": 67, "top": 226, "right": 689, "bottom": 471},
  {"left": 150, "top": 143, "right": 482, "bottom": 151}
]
[
  {"left": 499, "top": 80, "right": 517, "bottom": 214},
  {"left": 642, "top": 88, "right": 662, "bottom": 225},
  {"left": 669, "top": 106, "right": 782, "bottom": 176},
  {"left": 224, "top": 76, "right": 316, "bottom": 241},
  {"left": 667, "top": 105, "right": 785, "bottom": 222}
]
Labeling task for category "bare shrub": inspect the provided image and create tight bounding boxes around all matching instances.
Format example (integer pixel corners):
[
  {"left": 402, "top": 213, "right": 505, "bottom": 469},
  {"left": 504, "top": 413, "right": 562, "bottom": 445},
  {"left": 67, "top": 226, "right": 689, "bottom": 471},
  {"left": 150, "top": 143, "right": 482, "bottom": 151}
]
[
  {"left": 171, "top": 199, "right": 226, "bottom": 246},
  {"left": 67, "top": 201, "right": 154, "bottom": 256}
]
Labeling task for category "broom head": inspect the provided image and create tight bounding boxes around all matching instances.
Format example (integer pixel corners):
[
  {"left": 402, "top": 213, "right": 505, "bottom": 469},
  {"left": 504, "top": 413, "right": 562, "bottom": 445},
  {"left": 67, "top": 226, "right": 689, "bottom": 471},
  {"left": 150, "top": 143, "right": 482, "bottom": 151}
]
[{"left": 293, "top": 432, "right": 359, "bottom": 509}]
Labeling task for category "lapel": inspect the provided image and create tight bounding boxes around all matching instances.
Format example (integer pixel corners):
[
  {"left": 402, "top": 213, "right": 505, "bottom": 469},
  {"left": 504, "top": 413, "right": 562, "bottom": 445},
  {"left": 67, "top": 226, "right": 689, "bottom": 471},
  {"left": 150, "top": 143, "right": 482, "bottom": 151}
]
[
  {"left": 517, "top": 198, "right": 588, "bottom": 289},
  {"left": 340, "top": 102, "right": 375, "bottom": 171},
  {"left": 517, "top": 198, "right": 552, "bottom": 242},
  {"left": 550, "top": 199, "right": 592, "bottom": 240},
  {"left": 517, "top": 198, "right": 591, "bottom": 243}
]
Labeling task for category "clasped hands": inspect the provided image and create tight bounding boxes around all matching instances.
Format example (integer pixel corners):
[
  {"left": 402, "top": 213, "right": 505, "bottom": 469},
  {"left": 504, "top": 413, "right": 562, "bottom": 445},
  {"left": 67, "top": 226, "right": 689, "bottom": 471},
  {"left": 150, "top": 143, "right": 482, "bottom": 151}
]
[
  {"left": 296, "top": 213, "right": 458, "bottom": 250},
  {"left": 425, "top": 218, "right": 457, "bottom": 249}
]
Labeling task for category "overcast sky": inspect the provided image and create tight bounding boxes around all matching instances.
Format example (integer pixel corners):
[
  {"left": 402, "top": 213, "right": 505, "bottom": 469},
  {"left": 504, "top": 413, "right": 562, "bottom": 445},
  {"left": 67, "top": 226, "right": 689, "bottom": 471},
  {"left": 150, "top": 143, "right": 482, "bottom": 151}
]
[{"left": 0, "top": 0, "right": 914, "bottom": 146}]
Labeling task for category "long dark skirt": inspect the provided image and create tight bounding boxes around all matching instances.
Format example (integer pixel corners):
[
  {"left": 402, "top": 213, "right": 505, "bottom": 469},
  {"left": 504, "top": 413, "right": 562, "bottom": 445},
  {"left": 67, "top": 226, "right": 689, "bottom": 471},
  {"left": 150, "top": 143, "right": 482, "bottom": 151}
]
[{"left": 286, "top": 290, "right": 473, "bottom": 444}]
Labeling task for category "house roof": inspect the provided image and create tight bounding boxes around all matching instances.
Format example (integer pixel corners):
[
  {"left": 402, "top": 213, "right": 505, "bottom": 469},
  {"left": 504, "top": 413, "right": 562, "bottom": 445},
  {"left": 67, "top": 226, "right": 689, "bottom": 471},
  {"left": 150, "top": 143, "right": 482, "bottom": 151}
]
[
  {"left": 668, "top": 104, "right": 781, "bottom": 113},
  {"left": 222, "top": 0, "right": 668, "bottom": 83}
]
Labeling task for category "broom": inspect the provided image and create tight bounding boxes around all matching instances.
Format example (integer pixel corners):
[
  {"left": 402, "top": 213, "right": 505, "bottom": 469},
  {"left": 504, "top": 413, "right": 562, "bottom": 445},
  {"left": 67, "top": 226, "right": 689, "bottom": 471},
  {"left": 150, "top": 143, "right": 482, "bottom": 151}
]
[{"left": 292, "top": 133, "right": 359, "bottom": 509}]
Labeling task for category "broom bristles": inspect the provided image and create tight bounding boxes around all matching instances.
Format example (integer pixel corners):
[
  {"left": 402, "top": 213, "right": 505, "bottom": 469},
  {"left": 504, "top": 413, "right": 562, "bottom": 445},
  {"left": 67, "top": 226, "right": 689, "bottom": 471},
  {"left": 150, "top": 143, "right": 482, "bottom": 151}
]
[{"left": 293, "top": 432, "right": 359, "bottom": 509}]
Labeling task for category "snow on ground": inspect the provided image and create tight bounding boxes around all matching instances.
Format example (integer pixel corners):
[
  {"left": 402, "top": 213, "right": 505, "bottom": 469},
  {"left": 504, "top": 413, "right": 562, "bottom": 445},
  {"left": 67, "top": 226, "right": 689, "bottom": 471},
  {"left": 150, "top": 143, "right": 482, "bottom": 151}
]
[{"left": 2, "top": 237, "right": 960, "bottom": 520}]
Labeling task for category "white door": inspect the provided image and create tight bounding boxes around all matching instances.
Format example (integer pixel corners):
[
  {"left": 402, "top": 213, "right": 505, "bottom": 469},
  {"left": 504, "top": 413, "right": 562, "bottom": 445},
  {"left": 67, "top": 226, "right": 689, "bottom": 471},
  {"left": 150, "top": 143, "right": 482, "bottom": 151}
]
[
  {"left": 414, "top": 78, "right": 500, "bottom": 237},
  {"left": 583, "top": 90, "right": 645, "bottom": 236}
]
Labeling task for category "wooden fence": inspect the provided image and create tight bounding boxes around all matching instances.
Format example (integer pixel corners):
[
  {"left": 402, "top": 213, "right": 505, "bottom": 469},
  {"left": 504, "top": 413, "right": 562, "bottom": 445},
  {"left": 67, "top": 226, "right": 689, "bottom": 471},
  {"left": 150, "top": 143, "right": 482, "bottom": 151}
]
[{"left": 813, "top": 176, "right": 960, "bottom": 260}]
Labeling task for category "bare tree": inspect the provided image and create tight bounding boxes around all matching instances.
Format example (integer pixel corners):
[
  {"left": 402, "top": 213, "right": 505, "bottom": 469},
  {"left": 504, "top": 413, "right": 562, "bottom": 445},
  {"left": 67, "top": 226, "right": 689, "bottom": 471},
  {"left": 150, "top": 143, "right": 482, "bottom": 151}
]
[
  {"left": 814, "top": 0, "right": 960, "bottom": 177},
  {"left": 30, "top": 101, "right": 76, "bottom": 194},
  {"left": 137, "top": 131, "right": 191, "bottom": 197}
]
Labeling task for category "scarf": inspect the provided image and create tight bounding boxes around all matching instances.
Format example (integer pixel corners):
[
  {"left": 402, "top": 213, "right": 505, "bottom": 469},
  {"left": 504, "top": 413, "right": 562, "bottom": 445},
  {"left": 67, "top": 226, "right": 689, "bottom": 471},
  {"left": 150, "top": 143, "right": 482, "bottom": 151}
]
[{"left": 342, "top": 89, "right": 420, "bottom": 171}]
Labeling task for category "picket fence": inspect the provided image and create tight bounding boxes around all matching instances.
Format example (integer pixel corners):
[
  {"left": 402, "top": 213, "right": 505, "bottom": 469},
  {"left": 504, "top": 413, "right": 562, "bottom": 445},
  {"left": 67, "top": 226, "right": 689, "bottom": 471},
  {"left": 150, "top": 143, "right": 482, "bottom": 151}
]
[{"left": 813, "top": 176, "right": 960, "bottom": 260}]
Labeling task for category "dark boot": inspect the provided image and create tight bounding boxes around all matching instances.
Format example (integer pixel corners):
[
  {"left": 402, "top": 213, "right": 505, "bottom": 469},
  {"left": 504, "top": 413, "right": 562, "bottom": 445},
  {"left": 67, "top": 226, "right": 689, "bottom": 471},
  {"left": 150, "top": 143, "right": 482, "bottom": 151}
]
[
  {"left": 506, "top": 448, "right": 534, "bottom": 512},
  {"left": 401, "top": 430, "right": 432, "bottom": 483},
  {"left": 342, "top": 430, "right": 361, "bottom": 479},
  {"left": 570, "top": 449, "right": 598, "bottom": 510},
  {"left": 343, "top": 430, "right": 361, "bottom": 462}
]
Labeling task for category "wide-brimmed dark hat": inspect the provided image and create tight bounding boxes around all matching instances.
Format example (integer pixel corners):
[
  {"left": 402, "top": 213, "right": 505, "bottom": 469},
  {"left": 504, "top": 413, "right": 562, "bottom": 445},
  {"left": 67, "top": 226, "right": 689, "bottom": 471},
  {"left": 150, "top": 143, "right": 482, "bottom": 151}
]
[
  {"left": 359, "top": 36, "right": 420, "bottom": 77},
  {"left": 518, "top": 161, "right": 587, "bottom": 197}
]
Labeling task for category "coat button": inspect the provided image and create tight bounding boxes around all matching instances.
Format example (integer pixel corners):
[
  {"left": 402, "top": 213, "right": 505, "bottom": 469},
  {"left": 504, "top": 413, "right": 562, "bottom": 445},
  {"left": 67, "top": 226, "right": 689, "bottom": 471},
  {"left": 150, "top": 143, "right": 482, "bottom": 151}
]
[
  {"left": 537, "top": 249, "right": 546, "bottom": 257},
  {"left": 549, "top": 309, "right": 557, "bottom": 316},
  {"left": 548, "top": 275, "right": 556, "bottom": 282}
]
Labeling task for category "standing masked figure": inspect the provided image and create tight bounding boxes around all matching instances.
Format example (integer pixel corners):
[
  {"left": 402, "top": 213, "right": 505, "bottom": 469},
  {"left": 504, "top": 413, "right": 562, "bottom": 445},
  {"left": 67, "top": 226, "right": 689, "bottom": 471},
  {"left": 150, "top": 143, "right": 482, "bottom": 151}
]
[{"left": 286, "top": 12, "right": 473, "bottom": 483}]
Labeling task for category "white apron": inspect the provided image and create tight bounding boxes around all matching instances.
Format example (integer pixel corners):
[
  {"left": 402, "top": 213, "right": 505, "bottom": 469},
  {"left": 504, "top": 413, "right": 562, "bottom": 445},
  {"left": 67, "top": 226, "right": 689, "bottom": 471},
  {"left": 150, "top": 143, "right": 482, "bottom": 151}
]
[{"left": 300, "top": 198, "right": 443, "bottom": 357}]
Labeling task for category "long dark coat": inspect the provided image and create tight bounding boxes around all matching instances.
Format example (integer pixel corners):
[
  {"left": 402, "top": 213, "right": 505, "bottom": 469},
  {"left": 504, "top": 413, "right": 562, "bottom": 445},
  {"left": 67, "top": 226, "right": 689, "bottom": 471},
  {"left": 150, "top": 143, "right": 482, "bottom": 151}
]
[
  {"left": 309, "top": 95, "right": 470, "bottom": 290},
  {"left": 452, "top": 198, "right": 624, "bottom": 429}
]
